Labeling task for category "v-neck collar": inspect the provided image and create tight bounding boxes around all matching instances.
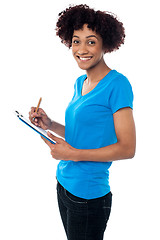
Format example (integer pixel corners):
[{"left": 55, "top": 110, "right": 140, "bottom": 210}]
[{"left": 80, "top": 70, "right": 115, "bottom": 97}]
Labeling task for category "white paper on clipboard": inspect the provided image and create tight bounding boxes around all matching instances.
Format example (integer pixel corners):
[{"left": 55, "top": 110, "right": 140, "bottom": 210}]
[{"left": 15, "top": 111, "right": 56, "bottom": 144}]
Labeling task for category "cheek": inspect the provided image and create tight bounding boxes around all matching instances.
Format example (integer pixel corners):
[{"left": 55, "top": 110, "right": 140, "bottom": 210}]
[
  {"left": 91, "top": 44, "right": 103, "bottom": 56},
  {"left": 72, "top": 51, "right": 78, "bottom": 61},
  {"left": 97, "top": 47, "right": 105, "bottom": 59},
  {"left": 72, "top": 46, "right": 77, "bottom": 54}
]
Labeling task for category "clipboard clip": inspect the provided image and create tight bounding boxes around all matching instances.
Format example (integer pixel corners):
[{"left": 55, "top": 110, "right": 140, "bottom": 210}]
[{"left": 15, "top": 110, "right": 23, "bottom": 118}]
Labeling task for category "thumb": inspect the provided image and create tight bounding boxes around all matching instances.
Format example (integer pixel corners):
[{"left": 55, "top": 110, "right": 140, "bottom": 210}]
[{"left": 47, "top": 131, "right": 62, "bottom": 143}]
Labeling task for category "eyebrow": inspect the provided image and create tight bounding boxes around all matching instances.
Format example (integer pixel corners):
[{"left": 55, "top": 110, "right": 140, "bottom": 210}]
[{"left": 72, "top": 35, "right": 98, "bottom": 39}]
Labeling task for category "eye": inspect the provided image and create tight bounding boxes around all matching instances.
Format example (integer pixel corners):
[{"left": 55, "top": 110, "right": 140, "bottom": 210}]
[
  {"left": 72, "top": 39, "right": 80, "bottom": 45},
  {"left": 88, "top": 40, "right": 96, "bottom": 45}
]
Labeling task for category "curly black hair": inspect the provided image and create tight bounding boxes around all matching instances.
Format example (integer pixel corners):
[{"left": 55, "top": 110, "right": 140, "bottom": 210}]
[{"left": 56, "top": 4, "right": 125, "bottom": 53}]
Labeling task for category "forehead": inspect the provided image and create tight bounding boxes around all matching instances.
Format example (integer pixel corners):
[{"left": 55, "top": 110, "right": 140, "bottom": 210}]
[{"left": 73, "top": 24, "right": 100, "bottom": 38}]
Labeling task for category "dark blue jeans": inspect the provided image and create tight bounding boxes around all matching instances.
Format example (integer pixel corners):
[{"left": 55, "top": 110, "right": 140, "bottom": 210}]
[{"left": 57, "top": 181, "right": 112, "bottom": 240}]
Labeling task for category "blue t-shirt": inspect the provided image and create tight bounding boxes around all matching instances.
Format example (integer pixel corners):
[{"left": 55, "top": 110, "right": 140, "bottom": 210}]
[{"left": 56, "top": 69, "right": 133, "bottom": 199}]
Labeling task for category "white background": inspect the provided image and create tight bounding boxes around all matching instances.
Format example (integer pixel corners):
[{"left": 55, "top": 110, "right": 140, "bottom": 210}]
[{"left": 1, "top": 0, "right": 160, "bottom": 239}]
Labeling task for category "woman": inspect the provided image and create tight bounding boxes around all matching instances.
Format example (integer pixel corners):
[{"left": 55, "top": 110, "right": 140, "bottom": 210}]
[{"left": 29, "top": 4, "right": 136, "bottom": 240}]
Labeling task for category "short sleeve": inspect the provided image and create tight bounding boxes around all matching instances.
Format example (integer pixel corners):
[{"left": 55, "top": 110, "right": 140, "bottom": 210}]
[{"left": 109, "top": 76, "right": 134, "bottom": 114}]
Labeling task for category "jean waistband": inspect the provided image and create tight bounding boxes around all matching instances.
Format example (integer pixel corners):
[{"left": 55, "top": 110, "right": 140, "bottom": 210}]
[{"left": 57, "top": 180, "right": 112, "bottom": 202}]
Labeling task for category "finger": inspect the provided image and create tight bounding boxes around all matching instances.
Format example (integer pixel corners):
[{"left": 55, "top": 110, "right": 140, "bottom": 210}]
[
  {"left": 29, "top": 107, "right": 35, "bottom": 119},
  {"left": 50, "top": 149, "right": 56, "bottom": 159},
  {"left": 47, "top": 132, "right": 61, "bottom": 143},
  {"left": 31, "top": 107, "right": 36, "bottom": 112},
  {"left": 29, "top": 113, "right": 39, "bottom": 125},
  {"left": 31, "top": 107, "right": 44, "bottom": 114},
  {"left": 29, "top": 107, "right": 37, "bottom": 123},
  {"left": 41, "top": 136, "right": 53, "bottom": 148},
  {"left": 37, "top": 108, "right": 46, "bottom": 114},
  {"left": 31, "top": 112, "right": 41, "bottom": 118}
]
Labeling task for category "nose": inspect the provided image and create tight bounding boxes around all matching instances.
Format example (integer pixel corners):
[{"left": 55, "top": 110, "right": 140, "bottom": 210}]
[{"left": 77, "top": 43, "right": 89, "bottom": 55}]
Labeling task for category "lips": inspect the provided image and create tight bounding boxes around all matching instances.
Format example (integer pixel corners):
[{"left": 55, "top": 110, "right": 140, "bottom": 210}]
[{"left": 77, "top": 56, "right": 93, "bottom": 62}]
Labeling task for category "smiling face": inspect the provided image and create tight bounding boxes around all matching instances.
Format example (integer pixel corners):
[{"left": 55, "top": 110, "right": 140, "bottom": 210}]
[{"left": 72, "top": 24, "right": 105, "bottom": 71}]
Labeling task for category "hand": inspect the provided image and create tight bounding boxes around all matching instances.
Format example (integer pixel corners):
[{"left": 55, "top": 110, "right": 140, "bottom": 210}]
[
  {"left": 29, "top": 107, "right": 52, "bottom": 130},
  {"left": 41, "top": 131, "right": 76, "bottom": 161}
]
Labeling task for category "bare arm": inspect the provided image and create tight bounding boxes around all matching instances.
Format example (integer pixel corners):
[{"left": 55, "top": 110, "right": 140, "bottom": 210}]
[
  {"left": 49, "top": 120, "right": 65, "bottom": 139},
  {"left": 40, "top": 108, "right": 136, "bottom": 162},
  {"left": 29, "top": 107, "right": 65, "bottom": 139}
]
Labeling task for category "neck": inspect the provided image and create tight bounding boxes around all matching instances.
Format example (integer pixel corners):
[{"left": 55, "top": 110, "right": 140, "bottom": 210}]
[{"left": 86, "top": 58, "right": 111, "bottom": 84}]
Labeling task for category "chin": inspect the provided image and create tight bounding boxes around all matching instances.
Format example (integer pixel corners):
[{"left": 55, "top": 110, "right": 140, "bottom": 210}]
[
  {"left": 78, "top": 65, "right": 89, "bottom": 70},
  {"left": 79, "top": 65, "right": 97, "bottom": 71},
  {"left": 76, "top": 62, "right": 95, "bottom": 71},
  {"left": 76, "top": 59, "right": 101, "bottom": 71}
]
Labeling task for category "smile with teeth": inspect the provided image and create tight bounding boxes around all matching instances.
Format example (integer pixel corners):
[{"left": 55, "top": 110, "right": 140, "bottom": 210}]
[{"left": 77, "top": 56, "right": 92, "bottom": 61}]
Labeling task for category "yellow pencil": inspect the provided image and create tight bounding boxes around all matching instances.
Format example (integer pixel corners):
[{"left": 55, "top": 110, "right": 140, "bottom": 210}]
[
  {"left": 33, "top": 97, "right": 42, "bottom": 121},
  {"left": 35, "top": 97, "right": 42, "bottom": 113}
]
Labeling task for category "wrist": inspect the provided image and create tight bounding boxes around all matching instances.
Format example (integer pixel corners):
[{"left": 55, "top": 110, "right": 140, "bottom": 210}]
[
  {"left": 71, "top": 148, "right": 83, "bottom": 162},
  {"left": 49, "top": 120, "right": 55, "bottom": 131},
  {"left": 71, "top": 148, "right": 96, "bottom": 162}
]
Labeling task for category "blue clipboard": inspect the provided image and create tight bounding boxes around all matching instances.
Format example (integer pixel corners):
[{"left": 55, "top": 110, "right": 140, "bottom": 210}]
[{"left": 15, "top": 111, "right": 56, "bottom": 144}]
